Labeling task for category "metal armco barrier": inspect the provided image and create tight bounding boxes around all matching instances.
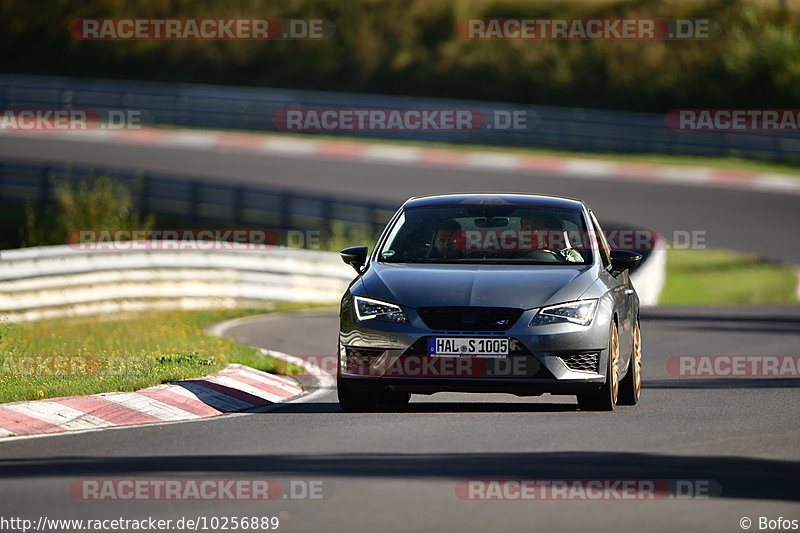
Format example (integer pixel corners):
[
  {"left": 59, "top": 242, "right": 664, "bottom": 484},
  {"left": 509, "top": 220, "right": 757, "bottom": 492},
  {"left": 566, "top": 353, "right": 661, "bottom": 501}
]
[
  {"left": 1, "top": 74, "right": 799, "bottom": 161},
  {"left": 0, "top": 244, "right": 356, "bottom": 322}
]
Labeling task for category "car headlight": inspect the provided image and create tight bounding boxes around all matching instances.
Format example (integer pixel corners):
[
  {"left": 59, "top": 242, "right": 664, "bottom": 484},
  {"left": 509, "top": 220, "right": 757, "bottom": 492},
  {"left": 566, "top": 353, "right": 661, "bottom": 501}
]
[
  {"left": 530, "top": 299, "right": 599, "bottom": 326},
  {"left": 354, "top": 296, "right": 408, "bottom": 323}
]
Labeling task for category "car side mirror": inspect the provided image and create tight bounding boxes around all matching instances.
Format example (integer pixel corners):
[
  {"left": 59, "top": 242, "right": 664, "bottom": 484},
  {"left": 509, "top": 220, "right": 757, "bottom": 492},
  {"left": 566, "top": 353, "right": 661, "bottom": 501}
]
[
  {"left": 340, "top": 246, "right": 368, "bottom": 273},
  {"left": 609, "top": 250, "right": 642, "bottom": 276}
]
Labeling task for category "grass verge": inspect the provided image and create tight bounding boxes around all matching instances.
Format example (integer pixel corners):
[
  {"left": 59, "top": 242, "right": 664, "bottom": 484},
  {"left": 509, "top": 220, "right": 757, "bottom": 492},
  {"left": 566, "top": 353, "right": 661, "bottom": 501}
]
[
  {"left": 0, "top": 303, "right": 326, "bottom": 404},
  {"left": 661, "top": 249, "right": 799, "bottom": 305}
]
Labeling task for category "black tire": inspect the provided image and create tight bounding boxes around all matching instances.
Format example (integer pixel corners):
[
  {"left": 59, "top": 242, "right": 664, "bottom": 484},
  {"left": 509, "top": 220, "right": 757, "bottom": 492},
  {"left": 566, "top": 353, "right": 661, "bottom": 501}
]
[
  {"left": 618, "top": 319, "right": 642, "bottom": 406},
  {"left": 337, "top": 375, "right": 378, "bottom": 412},
  {"left": 378, "top": 388, "right": 411, "bottom": 410},
  {"left": 577, "top": 321, "right": 620, "bottom": 411}
]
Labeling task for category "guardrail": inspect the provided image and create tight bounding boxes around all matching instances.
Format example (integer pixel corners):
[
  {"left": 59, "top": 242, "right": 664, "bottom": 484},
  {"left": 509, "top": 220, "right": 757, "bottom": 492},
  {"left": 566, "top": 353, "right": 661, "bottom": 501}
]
[
  {"left": 2, "top": 74, "right": 799, "bottom": 161},
  {"left": 0, "top": 160, "right": 398, "bottom": 240},
  {"left": 0, "top": 239, "right": 663, "bottom": 322},
  {"left": 0, "top": 245, "right": 356, "bottom": 322}
]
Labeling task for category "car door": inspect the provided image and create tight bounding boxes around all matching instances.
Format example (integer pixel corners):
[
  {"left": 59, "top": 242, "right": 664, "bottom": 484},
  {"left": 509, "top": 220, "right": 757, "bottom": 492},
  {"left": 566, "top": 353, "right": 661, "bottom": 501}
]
[{"left": 589, "top": 211, "right": 634, "bottom": 367}]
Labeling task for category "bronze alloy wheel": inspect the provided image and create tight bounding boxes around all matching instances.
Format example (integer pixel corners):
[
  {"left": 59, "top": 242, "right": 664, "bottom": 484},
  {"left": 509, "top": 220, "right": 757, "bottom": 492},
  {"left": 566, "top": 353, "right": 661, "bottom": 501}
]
[
  {"left": 578, "top": 322, "right": 620, "bottom": 411},
  {"left": 618, "top": 319, "right": 642, "bottom": 405},
  {"left": 609, "top": 323, "right": 620, "bottom": 404},
  {"left": 633, "top": 320, "right": 642, "bottom": 397}
]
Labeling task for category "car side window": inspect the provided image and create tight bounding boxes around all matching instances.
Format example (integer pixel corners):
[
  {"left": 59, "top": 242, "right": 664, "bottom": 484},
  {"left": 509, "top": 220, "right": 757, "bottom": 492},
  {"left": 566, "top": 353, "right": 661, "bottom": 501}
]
[{"left": 589, "top": 211, "right": 612, "bottom": 268}]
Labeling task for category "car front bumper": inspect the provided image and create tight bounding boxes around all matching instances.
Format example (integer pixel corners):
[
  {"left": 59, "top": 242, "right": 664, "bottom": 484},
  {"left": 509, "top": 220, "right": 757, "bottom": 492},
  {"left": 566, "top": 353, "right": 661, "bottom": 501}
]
[{"left": 339, "top": 304, "right": 614, "bottom": 396}]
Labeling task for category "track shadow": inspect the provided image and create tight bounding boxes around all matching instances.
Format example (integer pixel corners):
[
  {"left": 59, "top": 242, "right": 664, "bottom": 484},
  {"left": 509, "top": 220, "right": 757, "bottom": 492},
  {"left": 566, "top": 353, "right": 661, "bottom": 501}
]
[
  {"left": 171, "top": 380, "right": 273, "bottom": 411},
  {"left": 1, "top": 452, "right": 798, "bottom": 502},
  {"left": 645, "top": 378, "right": 800, "bottom": 389},
  {"left": 670, "top": 325, "right": 800, "bottom": 335},
  {"left": 642, "top": 312, "right": 800, "bottom": 327},
  {"left": 264, "top": 401, "right": 579, "bottom": 414},
  {"left": 641, "top": 310, "right": 800, "bottom": 336}
]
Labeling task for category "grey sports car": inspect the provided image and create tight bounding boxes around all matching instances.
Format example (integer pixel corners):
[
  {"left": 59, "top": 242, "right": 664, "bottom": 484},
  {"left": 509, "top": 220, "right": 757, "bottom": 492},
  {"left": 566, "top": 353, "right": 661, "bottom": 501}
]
[{"left": 337, "top": 193, "right": 643, "bottom": 411}]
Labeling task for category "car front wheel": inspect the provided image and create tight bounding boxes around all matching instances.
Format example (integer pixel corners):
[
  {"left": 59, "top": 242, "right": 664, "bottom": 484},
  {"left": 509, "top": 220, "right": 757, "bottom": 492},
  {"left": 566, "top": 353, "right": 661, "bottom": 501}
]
[
  {"left": 577, "top": 321, "right": 620, "bottom": 411},
  {"left": 618, "top": 318, "right": 642, "bottom": 405}
]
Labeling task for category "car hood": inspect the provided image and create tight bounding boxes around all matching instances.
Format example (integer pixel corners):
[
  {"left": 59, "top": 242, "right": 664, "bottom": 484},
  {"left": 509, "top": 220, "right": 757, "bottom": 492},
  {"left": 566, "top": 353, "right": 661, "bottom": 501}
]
[{"left": 359, "top": 262, "right": 598, "bottom": 309}]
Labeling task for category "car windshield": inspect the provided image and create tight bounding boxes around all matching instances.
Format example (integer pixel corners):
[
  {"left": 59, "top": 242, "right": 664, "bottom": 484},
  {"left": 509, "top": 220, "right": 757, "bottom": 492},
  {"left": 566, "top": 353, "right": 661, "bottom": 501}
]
[{"left": 378, "top": 205, "right": 593, "bottom": 265}]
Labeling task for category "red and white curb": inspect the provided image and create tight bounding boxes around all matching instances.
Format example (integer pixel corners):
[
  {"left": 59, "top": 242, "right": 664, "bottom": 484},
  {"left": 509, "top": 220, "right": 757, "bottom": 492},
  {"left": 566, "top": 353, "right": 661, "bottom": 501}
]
[
  {"left": 2, "top": 127, "right": 799, "bottom": 194},
  {"left": 0, "top": 363, "right": 303, "bottom": 441},
  {"left": 207, "top": 313, "right": 336, "bottom": 401}
]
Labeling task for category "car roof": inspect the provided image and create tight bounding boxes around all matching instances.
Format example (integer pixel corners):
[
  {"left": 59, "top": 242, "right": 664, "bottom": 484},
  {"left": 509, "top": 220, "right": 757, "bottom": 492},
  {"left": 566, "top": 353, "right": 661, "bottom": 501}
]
[{"left": 401, "top": 193, "right": 586, "bottom": 211}]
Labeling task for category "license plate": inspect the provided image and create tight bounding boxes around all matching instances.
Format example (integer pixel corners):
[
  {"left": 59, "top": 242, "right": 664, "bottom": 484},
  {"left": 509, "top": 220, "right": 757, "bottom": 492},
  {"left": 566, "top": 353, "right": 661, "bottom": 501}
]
[{"left": 428, "top": 337, "right": 509, "bottom": 357}]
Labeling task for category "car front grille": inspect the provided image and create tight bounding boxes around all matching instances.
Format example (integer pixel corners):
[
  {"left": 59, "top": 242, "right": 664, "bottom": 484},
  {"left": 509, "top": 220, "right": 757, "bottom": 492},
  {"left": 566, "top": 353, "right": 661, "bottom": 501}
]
[
  {"left": 417, "top": 307, "right": 524, "bottom": 331},
  {"left": 559, "top": 352, "right": 600, "bottom": 372}
]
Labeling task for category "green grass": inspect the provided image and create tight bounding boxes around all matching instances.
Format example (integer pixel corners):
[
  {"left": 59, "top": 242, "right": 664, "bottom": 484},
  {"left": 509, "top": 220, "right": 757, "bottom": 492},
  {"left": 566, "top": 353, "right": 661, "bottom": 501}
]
[
  {"left": 661, "top": 249, "right": 799, "bottom": 305},
  {"left": 0, "top": 303, "right": 325, "bottom": 404}
]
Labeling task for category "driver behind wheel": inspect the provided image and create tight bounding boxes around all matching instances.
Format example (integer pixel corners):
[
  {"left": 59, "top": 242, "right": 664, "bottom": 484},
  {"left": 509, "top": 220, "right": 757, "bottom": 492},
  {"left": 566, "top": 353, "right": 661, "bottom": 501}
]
[
  {"left": 429, "top": 220, "right": 462, "bottom": 260},
  {"left": 520, "top": 214, "right": 584, "bottom": 262}
]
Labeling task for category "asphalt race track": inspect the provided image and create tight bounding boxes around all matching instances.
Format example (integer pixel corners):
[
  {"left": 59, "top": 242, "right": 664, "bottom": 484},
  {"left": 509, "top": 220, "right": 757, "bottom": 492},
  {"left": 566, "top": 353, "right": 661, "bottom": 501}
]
[
  {"left": 0, "top": 135, "right": 799, "bottom": 532},
  {"left": 1, "top": 307, "right": 799, "bottom": 532}
]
